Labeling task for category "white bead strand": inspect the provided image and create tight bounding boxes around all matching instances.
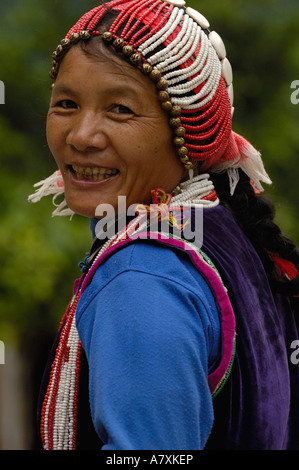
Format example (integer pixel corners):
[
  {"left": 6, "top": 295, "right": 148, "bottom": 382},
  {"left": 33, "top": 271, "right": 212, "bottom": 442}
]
[
  {"left": 148, "top": 10, "right": 190, "bottom": 65},
  {"left": 139, "top": 7, "right": 183, "bottom": 56}
]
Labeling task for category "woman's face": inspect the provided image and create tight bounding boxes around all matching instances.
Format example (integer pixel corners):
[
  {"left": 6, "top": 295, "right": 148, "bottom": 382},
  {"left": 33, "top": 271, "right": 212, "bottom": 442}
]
[{"left": 47, "top": 44, "right": 184, "bottom": 218}]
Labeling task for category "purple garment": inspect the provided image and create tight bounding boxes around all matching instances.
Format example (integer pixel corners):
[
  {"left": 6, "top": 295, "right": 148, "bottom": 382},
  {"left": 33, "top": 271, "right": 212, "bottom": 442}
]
[
  {"left": 200, "top": 205, "right": 299, "bottom": 450},
  {"left": 37, "top": 204, "right": 299, "bottom": 449}
]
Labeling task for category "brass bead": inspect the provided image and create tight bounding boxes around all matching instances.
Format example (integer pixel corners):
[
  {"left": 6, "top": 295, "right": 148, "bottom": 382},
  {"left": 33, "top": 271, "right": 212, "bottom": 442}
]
[
  {"left": 156, "top": 78, "right": 168, "bottom": 91},
  {"left": 175, "top": 126, "right": 186, "bottom": 137},
  {"left": 70, "top": 32, "right": 80, "bottom": 43},
  {"left": 130, "top": 53, "right": 142, "bottom": 64},
  {"left": 61, "top": 38, "right": 71, "bottom": 47},
  {"left": 122, "top": 45, "right": 134, "bottom": 56},
  {"left": 49, "top": 67, "right": 57, "bottom": 79},
  {"left": 142, "top": 63, "right": 152, "bottom": 74},
  {"left": 170, "top": 105, "right": 182, "bottom": 117},
  {"left": 150, "top": 69, "right": 161, "bottom": 82},
  {"left": 161, "top": 101, "right": 173, "bottom": 112},
  {"left": 169, "top": 117, "right": 181, "bottom": 128},
  {"left": 174, "top": 137, "right": 185, "bottom": 147},
  {"left": 55, "top": 44, "right": 64, "bottom": 56},
  {"left": 80, "top": 30, "right": 91, "bottom": 40},
  {"left": 184, "top": 161, "right": 193, "bottom": 170},
  {"left": 158, "top": 91, "right": 170, "bottom": 102},
  {"left": 178, "top": 146, "right": 188, "bottom": 157},
  {"left": 113, "top": 37, "right": 125, "bottom": 49},
  {"left": 52, "top": 50, "right": 57, "bottom": 60},
  {"left": 180, "top": 155, "right": 189, "bottom": 163},
  {"left": 102, "top": 31, "right": 113, "bottom": 42}
]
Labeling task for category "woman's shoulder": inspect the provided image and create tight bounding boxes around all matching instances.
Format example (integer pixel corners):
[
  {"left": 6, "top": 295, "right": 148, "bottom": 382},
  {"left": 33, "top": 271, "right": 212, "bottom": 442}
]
[{"left": 90, "top": 237, "right": 212, "bottom": 296}]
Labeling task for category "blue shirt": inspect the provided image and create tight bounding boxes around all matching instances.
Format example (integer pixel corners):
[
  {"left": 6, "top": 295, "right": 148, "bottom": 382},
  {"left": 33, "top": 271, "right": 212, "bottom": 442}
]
[{"left": 76, "top": 238, "right": 221, "bottom": 449}]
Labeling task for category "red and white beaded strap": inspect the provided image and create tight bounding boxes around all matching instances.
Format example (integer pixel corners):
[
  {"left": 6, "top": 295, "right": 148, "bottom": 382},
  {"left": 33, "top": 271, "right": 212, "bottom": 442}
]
[{"left": 40, "top": 294, "right": 82, "bottom": 450}]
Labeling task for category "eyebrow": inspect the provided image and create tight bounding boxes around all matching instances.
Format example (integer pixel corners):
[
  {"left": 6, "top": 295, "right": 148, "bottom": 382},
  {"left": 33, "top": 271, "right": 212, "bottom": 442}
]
[{"left": 52, "top": 83, "right": 145, "bottom": 101}]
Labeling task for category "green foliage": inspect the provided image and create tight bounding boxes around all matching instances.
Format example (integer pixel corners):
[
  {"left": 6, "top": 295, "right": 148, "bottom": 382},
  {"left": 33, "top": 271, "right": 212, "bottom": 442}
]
[{"left": 0, "top": 0, "right": 298, "bottom": 339}]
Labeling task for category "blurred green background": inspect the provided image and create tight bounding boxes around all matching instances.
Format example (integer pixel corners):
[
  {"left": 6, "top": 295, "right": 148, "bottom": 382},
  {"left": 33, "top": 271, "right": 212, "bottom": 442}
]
[{"left": 0, "top": 0, "right": 298, "bottom": 449}]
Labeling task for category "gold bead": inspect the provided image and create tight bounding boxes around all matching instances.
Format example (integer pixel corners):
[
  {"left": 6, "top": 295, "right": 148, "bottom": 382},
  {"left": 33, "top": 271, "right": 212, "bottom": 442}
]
[
  {"left": 61, "top": 38, "right": 71, "bottom": 47},
  {"left": 150, "top": 69, "right": 161, "bottom": 82},
  {"left": 70, "top": 32, "right": 80, "bottom": 43},
  {"left": 49, "top": 67, "right": 57, "bottom": 79},
  {"left": 180, "top": 155, "right": 189, "bottom": 163},
  {"left": 102, "top": 31, "right": 113, "bottom": 42},
  {"left": 158, "top": 91, "right": 170, "bottom": 102},
  {"left": 161, "top": 101, "right": 173, "bottom": 111},
  {"left": 80, "top": 30, "right": 91, "bottom": 40},
  {"left": 170, "top": 105, "right": 182, "bottom": 117},
  {"left": 52, "top": 50, "right": 57, "bottom": 60},
  {"left": 142, "top": 63, "right": 152, "bottom": 74},
  {"left": 156, "top": 78, "right": 168, "bottom": 91},
  {"left": 175, "top": 126, "right": 186, "bottom": 137},
  {"left": 130, "top": 53, "right": 142, "bottom": 64},
  {"left": 113, "top": 37, "right": 125, "bottom": 49},
  {"left": 55, "top": 44, "right": 64, "bottom": 56},
  {"left": 184, "top": 161, "right": 193, "bottom": 170},
  {"left": 169, "top": 117, "right": 181, "bottom": 128},
  {"left": 174, "top": 137, "right": 185, "bottom": 147},
  {"left": 122, "top": 45, "right": 134, "bottom": 56},
  {"left": 178, "top": 146, "right": 188, "bottom": 157}
]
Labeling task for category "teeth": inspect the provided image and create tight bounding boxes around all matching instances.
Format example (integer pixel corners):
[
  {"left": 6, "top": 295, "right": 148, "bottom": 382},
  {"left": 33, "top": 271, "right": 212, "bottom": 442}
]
[{"left": 71, "top": 164, "right": 118, "bottom": 180}]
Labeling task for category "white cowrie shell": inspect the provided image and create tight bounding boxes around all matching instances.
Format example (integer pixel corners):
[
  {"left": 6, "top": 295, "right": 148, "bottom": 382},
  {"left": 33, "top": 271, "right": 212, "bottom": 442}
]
[
  {"left": 163, "top": 0, "right": 186, "bottom": 6},
  {"left": 227, "top": 84, "right": 234, "bottom": 105},
  {"left": 221, "top": 58, "right": 233, "bottom": 86},
  {"left": 209, "top": 31, "right": 226, "bottom": 59},
  {"left": 186, "top": 7, "right": 210, "bottom": 29}
]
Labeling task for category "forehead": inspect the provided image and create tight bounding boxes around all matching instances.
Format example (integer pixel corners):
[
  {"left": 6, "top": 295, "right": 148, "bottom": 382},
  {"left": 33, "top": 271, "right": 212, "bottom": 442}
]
[{"left": 54, "top": 43, "right": 156, "bottom": 97}]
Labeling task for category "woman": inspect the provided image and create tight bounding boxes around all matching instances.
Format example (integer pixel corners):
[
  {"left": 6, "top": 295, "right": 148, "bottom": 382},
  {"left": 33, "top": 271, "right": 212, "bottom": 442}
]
[{"left": 29, "top": 0, "right": 299, "bottom": 450}]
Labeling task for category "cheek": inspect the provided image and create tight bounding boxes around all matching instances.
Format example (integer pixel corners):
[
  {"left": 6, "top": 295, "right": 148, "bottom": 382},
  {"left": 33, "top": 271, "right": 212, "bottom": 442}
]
[{"left": 46, "top": 116, "right": 65, "bottom": 160}]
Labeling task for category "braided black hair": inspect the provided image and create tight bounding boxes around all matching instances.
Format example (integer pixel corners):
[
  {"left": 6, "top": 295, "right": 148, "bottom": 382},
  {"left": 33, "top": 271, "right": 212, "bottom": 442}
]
[{"left": 210, "top": 170, "right": 299, "bottom": 314}]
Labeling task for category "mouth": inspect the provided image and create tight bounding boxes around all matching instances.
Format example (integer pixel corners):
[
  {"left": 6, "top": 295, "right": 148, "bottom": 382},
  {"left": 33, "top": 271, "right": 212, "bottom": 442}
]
[{"left": 68, "top": 164, "right": 120, "bottom": 181}]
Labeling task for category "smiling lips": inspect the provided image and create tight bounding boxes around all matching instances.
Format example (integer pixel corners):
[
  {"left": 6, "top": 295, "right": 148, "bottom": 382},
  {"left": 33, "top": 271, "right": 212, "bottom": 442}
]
[{"left": 70, "top": 164, "right": 119, "bottom": 181}]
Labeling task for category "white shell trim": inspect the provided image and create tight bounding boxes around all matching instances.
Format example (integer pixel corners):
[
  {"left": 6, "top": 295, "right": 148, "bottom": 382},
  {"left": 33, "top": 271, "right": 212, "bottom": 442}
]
[
  {"left": 209, "top": 31, "right": 226, "bottom": 59},
  {"left": 221, "top": 58, "right": 233, "bottom": 86},
  {"left": 163, "top": 0, "right": 186, "bottom": 6},
  {"left": 186, "top": 7, "right": 210, "bottom": 29},
  {"left": 227, "top": 84, "right": 234, "bottom": 105}
]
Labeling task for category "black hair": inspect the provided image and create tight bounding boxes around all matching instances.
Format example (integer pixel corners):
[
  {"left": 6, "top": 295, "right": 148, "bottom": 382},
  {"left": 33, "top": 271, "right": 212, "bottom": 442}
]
[{"left": 210, "top": 170, "right": 299, "bottom": 314}]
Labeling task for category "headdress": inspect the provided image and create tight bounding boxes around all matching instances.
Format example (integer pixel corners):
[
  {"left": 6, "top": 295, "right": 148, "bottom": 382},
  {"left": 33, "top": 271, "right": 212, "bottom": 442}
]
[{"left": 28, "top": 0, "right": 271, "bottom": 215}]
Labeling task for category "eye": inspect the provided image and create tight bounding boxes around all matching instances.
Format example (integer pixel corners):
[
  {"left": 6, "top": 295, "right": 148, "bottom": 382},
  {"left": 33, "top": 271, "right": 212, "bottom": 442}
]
[
  {"left": 55, "top": 99, "right": 77, "bottom": 109},
  {"left": 112, "top": 104, "right": 134, "bottom": 115}
]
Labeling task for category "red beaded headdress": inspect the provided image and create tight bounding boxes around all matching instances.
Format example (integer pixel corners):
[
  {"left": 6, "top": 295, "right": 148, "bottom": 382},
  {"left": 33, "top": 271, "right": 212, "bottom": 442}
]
[{"left": 29, "top": 0, "right": 271, "bottom": 214}]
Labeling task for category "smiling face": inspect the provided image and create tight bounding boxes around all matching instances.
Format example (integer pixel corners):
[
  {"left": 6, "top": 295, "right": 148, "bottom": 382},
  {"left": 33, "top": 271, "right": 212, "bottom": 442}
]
[{"left": 46, "top": 44, "right": 185, "bottom": 218}]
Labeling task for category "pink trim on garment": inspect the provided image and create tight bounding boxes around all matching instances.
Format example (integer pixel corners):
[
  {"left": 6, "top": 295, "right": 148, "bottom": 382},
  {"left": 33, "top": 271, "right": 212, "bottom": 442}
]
[{"left": 78, "top": 232, "right": 236, "bottom": 397}]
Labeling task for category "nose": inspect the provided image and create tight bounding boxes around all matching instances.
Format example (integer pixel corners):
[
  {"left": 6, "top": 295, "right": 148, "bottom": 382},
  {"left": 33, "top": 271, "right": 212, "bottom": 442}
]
[{"left": 66, "top": 111, "right": 108, "bottom": 153}]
